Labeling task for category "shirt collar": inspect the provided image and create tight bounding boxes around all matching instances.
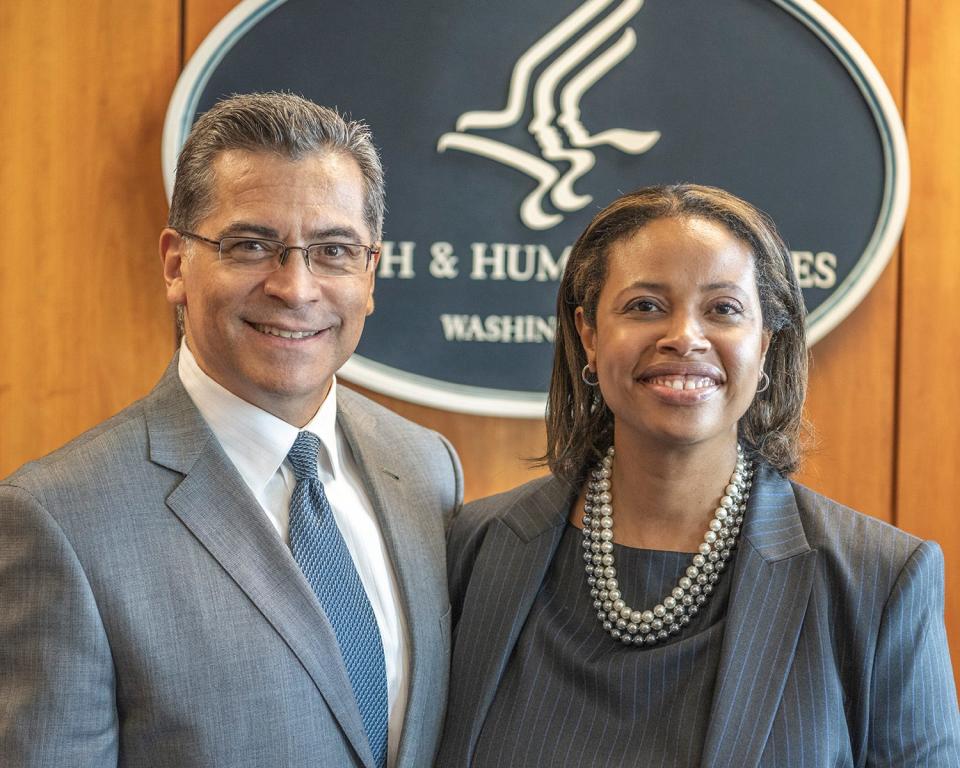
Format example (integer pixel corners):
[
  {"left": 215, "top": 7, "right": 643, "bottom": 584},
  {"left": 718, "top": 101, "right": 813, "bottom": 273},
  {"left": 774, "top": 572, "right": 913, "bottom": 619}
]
[{"left": 177, "top": 341, "right": 341, "bottom": 493}]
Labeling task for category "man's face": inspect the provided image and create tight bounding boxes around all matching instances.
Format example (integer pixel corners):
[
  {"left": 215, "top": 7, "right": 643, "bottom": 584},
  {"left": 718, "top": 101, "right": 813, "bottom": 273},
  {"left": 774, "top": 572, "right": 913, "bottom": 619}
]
[{"left": 161, "top": 149, "right": 377, "bottom": 426}]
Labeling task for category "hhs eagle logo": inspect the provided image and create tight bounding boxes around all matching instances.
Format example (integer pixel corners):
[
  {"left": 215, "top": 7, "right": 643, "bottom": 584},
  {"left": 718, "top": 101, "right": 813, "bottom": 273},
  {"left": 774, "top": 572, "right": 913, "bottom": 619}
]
[
  {"left": 437, "top": 0, "right": 660, "bottom": 230},
  {"left": 165, "top": 0, "right": 908, "bottom": 415}
]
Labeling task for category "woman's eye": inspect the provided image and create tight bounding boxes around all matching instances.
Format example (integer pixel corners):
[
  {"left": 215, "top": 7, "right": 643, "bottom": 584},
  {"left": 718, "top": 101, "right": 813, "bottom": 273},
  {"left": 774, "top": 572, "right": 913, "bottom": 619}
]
[
  {"left": 628, "top": 299, "right": 660, "bottom": 312},
  {"left": 712, "top": 301, "right": 743, "bottom": 316}
]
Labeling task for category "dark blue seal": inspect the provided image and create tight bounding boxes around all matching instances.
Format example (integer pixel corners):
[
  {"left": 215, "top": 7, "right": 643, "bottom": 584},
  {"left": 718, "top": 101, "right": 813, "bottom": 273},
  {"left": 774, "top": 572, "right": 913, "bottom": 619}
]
[{"left": 164, "top": 0, "right": 908, "bottom": 416}]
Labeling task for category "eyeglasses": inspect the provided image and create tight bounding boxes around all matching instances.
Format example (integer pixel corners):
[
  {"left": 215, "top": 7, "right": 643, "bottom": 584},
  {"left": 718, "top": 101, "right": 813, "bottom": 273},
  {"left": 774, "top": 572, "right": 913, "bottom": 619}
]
[{"left": 176, "top": 230, "right": 379, "bottom": 277}]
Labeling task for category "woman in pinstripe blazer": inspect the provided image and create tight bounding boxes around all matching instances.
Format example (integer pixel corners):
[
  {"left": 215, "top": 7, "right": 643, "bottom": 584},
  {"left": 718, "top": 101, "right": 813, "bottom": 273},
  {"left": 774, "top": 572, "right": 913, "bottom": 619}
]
[{"left": 437, "top": 185, "right": 960, "bottom": 767}]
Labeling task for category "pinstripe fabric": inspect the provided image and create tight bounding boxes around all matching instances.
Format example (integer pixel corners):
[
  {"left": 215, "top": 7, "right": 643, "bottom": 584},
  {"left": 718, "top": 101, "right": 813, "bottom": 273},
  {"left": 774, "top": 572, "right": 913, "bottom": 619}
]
[
  {"left": 437, "top": 466, "right": 960, "bottom": 767},
  {"left": 0, "top": 359, "right": 463, "bottom": 768},
  {"left": 470, "top": 528, "right": 732, "bottom": 767}
]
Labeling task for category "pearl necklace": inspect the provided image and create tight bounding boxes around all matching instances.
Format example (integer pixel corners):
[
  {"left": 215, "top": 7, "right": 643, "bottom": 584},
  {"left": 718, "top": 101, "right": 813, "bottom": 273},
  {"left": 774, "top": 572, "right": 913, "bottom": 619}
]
[{"left": 582, "top": 444, "right": 753, "bottom": 646}]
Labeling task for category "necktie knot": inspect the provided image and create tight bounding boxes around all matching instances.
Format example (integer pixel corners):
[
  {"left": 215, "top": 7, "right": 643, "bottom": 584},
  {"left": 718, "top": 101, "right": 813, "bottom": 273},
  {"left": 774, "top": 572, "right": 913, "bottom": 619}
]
[
  {"left": 288, "top": 431, "right": 322, "bottom": 481},
  {"left": 287, "top": 428, "right": 389, "bottom": 766}
]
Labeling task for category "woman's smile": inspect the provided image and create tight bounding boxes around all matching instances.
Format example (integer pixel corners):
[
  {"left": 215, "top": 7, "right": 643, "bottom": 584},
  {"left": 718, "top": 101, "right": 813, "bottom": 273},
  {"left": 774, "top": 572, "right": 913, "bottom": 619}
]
[{"left": 638, "top": 361, "right": 724, "bottom": 403}]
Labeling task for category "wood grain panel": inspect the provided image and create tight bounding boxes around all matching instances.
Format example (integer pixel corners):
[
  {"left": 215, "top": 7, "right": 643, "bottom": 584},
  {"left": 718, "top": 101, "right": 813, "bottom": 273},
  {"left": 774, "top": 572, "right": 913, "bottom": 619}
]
[
  {"left": 185, "top": 0, "right": 241, "bottom": 58},
  {"left": 793, "top": 0, "right": 905, "bottom": 523},
  {"left": 899, "top": 0, "right": 960, "bottom": 690},
  {"left": 0, "top": 1, "right": 180, "bottom": 477}
]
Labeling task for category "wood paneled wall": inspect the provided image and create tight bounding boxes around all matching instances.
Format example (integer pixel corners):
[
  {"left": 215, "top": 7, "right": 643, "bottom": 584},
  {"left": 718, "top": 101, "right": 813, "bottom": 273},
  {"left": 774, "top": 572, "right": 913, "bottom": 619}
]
[
  {"left": 899, "top": 0, "right": 960, "bottom": 667},
  {"left": 2, "top": 0, "right": 957, "bottom": 688},
  {"left": 0, "top": 1, "right": 177, "bottom": 475}
]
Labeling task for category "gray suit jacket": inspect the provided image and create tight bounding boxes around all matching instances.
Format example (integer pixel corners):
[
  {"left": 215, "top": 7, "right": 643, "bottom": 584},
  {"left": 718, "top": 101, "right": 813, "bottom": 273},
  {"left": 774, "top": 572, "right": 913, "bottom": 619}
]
[
  {"left": 0, "top": 359, "right": 463, "bottom": 768},
  {"left": 437, "top": 466, "right": 960, "bottom": 767}
]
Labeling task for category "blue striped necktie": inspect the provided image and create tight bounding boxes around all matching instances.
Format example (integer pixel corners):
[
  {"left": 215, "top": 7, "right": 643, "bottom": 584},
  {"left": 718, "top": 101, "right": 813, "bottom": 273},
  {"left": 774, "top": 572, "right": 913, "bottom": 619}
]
[{"left": 287, "top": 431, "right": 388, "bottom": 768}]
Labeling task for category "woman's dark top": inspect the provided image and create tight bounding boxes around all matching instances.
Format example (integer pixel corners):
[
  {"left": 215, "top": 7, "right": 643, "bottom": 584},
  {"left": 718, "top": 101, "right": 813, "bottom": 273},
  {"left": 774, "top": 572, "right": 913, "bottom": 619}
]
[{"left": 471, "top": 523, "right": 736, "bottom": 768}]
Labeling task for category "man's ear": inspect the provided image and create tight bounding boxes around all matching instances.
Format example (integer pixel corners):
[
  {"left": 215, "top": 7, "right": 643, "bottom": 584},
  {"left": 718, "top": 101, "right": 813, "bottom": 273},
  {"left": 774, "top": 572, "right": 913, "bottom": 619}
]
[
  {"left": 160, "top": 228, "right": 187, "bottom": 306},
  {"left": 365, "top": 245, "right": 380, "bottom": 316}
]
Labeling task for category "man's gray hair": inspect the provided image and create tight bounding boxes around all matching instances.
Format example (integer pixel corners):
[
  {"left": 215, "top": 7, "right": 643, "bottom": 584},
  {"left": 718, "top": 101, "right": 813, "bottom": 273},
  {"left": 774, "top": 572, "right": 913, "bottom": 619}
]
[{"left": 168, "top": 92, "right": 385, "bottom": 239}]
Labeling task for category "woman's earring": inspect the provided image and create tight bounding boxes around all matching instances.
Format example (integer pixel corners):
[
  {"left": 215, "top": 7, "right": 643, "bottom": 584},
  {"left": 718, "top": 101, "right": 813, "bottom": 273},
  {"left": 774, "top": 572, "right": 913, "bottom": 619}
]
[
  {"left": 581, "top": 364, "right": 599, "bottom": 387},
  {"left": 757, "top": 370, "right": 770, "bottom": 394}
]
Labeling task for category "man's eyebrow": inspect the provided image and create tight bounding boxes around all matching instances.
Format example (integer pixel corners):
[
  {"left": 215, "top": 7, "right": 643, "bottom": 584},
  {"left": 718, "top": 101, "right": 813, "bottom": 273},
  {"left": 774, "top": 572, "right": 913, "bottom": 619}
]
[
  {"left": 216, "top": 223, "right": 367, "bottom": 242},
  {"left": 305, "top": 226, "right": 366, "bottom": 242},
  {"left": 218, "top": 222, "right": 280, "bottom": 239}
]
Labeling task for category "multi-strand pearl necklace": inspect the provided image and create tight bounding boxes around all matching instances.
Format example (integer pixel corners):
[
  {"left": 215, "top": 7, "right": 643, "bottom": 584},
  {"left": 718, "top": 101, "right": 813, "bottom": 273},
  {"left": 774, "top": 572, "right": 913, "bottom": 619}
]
[{"left": 582, "top": 444, "right": 754, "bottom": 646}]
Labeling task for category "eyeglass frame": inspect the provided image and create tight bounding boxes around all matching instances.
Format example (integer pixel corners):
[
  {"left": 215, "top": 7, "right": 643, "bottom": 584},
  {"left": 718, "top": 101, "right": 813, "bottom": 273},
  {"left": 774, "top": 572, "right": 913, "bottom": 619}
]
[{"left": 174, "top": 229, "right": 380, "bottom": 276}]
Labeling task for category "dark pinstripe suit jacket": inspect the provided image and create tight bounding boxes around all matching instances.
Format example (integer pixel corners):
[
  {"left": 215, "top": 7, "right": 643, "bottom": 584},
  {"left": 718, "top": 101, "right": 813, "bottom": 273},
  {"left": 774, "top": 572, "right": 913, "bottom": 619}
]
[{"left": 437, "top": 465, "right": 960, "bottom": 767}]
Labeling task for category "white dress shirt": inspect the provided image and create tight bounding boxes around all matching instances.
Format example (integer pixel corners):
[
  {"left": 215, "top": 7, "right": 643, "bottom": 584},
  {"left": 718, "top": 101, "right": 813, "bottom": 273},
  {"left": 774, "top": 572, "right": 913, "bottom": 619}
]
[{"left": 178, "top": 343, "right": 409, "bottom": 766}]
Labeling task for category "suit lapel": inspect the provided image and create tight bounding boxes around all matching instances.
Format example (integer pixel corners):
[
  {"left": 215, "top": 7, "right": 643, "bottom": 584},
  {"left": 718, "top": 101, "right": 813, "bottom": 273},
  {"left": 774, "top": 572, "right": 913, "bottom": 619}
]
[
  {"left": 447, "top": 477, "right": 572, "bottom": 761},
  {"left": 335, "top": 391, "right": 446, "bottom": 767},
  {"left": 701, "top": 465, "right": 818, "bottom": 768},
  {"left": 145, "top": 363, "right": 377, "bottom": 768}
]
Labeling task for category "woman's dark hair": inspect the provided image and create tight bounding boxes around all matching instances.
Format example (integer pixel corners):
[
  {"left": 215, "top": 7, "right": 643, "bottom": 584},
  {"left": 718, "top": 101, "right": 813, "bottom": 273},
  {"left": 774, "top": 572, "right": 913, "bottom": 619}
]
[{"left": 544, "top": 183, "right": 808, "bottom": 483}]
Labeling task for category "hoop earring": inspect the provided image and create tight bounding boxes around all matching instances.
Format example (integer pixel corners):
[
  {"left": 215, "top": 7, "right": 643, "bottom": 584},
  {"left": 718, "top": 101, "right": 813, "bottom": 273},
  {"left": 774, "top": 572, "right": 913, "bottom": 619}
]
[
  {"left": 756, "top": 370, "right": 770, "bottom": 394},
  {"left": 581, "top": 364, "right": 599, "bottom": 387}
]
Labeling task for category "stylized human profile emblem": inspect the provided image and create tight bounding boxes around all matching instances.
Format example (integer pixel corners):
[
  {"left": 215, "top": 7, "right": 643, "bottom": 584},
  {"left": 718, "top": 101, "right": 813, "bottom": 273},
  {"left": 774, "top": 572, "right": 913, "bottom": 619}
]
[
  {"left": 437, "top": 0, "right": 660, "bottom": 230},
  {"left": 168, "top": 0, "right": 909, "bottom": 415}
]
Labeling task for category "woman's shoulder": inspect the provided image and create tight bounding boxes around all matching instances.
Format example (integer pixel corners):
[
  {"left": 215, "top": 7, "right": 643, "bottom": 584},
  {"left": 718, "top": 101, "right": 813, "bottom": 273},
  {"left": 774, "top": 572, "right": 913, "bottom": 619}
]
[
  {"left": 787, "top": 477, "right": 936, "bottom": 582},
  {"left": 457, "top": 474, "right": 572, "bottom": 528},
  {"left": 789, "top": 479, "right": 921, "bottom": 546},
  {"left": 446, "top": 473, "right": 574, "bottom": 612},
  {"left": 447, "top": 474, "right": 573, "bottom": 562}
]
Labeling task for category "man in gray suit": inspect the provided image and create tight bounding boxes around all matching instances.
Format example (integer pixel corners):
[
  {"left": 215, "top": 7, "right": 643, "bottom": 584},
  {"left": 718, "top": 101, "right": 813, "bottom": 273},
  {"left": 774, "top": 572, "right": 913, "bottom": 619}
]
[{"left": 0, "top": 92, "right": 462, "bottom": 767}]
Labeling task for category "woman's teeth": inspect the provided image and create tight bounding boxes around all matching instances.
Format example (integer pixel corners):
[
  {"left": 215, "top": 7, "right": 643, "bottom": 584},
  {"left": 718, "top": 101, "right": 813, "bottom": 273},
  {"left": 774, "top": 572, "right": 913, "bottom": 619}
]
[{"left": 649, "top": 375, "right": 716, "bottom": 390}]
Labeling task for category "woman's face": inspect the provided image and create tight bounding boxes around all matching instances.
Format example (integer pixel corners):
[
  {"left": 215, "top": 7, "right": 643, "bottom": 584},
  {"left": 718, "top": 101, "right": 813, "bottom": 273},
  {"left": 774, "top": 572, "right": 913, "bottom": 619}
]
[{"left": 577, "top": 215, "right": 770, "bottom": 452}]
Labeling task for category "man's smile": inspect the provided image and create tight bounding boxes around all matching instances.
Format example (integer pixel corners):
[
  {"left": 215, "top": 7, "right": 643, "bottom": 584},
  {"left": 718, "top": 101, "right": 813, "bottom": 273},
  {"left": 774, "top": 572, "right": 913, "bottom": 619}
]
[{"left": 250, "top": 322, "right": 324, "bottom": 340}]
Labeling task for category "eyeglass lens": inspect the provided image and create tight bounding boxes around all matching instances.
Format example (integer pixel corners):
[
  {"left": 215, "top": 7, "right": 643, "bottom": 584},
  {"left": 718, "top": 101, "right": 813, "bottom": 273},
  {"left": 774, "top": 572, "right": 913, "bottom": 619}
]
[{"left": 219, "top": 237, "right": 369, "bottom": 276}]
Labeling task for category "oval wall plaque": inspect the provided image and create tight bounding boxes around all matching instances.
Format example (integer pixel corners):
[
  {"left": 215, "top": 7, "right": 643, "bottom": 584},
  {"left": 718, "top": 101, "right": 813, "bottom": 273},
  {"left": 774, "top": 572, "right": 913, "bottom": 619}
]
[{"left": 164, "top": 0, "right": 909, "bottom": 417}]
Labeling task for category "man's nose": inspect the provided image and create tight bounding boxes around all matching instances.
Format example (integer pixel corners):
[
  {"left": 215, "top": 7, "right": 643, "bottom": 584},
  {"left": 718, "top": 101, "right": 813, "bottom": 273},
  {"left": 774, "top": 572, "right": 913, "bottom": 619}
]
[{"left": 263, "top": 249, "right": 318, "bottom": 306}]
